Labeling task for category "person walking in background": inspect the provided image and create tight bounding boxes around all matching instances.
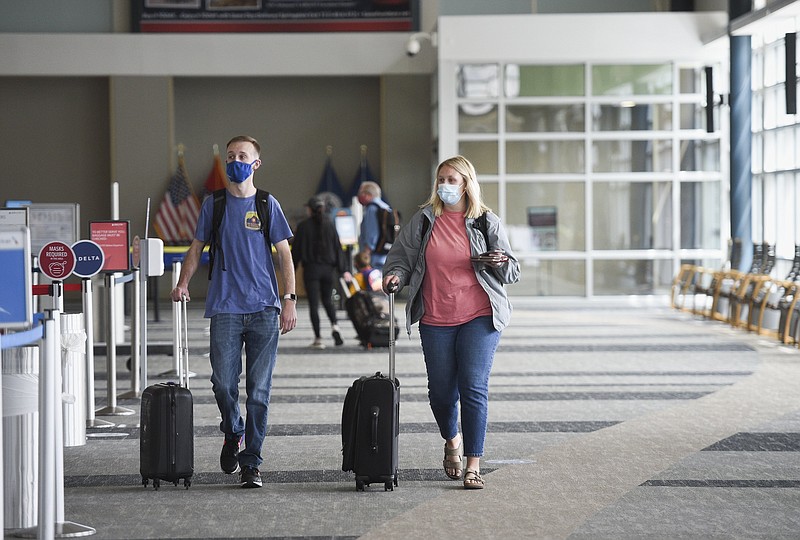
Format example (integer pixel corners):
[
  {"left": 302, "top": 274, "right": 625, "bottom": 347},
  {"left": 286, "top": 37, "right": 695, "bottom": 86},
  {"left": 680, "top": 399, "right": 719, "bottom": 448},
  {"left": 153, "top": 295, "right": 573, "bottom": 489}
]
[
  {"left": 357, "top": 180, "right": 391, "bottom": 270},
  {"left": 170, "top": 135, "right": 297, "bottom": 489},
  {"left": 381, "top": 155, "right": 520, "bottom": 490},
  {"left": 292, "top": 196, "right": 350, "bottom": 349}
]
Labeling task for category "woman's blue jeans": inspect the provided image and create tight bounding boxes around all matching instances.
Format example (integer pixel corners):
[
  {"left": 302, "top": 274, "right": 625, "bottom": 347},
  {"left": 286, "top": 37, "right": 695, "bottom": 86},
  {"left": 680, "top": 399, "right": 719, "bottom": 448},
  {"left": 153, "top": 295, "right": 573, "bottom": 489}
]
[
  {"left": 209, "top": 308, "right": 280, "bottom": 469},
  {"left": 418, "top": 315, "right": 501, "bottom": 457}
]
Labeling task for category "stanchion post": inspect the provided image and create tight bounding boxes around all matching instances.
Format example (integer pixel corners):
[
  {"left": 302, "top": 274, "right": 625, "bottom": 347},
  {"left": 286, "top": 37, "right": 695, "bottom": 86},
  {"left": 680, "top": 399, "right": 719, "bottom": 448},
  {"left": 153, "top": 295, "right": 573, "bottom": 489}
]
[
  {"left": 82, "top": 279, "right": 113, "bottom": 429},
  {"left": 94, "top": 274, "right": 133, "bottom": 417},
  {"left": 36, "top": 312, "right": 56, "bottom": 540},
  {"left": 140, "top": 266, "right": 149, "bottom": 390},
  {"left": 119, "top": 268, "right": 141, "bottom": 399}
]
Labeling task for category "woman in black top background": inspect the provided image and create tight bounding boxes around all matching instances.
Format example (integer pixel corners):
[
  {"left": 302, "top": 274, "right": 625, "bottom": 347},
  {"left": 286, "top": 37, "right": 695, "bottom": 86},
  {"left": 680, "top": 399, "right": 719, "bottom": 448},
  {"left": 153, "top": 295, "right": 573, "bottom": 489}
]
[{"left": 292, "top": 196, "right": 350, "bottom": 349}]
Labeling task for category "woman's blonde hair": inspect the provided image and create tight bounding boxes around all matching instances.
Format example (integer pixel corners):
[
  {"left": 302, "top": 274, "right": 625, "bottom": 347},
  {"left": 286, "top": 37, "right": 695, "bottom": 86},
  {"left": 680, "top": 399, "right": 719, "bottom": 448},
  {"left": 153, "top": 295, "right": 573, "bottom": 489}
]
[{"left": 422, "top": 155, "right": 491, "bottom": 219}]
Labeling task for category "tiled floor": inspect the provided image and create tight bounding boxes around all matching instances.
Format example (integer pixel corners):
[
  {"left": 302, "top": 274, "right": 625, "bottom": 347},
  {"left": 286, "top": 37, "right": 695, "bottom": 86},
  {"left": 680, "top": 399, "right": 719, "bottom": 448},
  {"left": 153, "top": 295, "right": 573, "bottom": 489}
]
[{"left": 5, "top": 296, "right": 800, "bottom": 539}]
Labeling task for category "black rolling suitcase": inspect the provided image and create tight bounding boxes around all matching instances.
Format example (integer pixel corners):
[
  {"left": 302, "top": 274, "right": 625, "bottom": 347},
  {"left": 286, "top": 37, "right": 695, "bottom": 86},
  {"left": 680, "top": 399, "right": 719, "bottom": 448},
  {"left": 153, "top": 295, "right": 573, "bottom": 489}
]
[
  {"left": 340, "top": 277, "right": 399, "bottom": 348},
  {"left": 341, "top": 287, "right": 400, "bottom": 491},
  {"left": 140, "top": 297, "right": 194, "bottom": 490}
]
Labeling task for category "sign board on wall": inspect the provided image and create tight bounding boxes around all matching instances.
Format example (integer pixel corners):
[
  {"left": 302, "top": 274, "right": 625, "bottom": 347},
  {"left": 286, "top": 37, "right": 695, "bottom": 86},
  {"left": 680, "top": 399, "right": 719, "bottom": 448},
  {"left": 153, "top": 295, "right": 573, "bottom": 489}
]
[
  {"left": 90, "top": 221, "right": 131, "bottom": 273},
  {"left": 0, "top": 226, "right": 32, "bottom": 329},
  {"left": 133, "top": 0, "right": 418, "bottom": 33}
]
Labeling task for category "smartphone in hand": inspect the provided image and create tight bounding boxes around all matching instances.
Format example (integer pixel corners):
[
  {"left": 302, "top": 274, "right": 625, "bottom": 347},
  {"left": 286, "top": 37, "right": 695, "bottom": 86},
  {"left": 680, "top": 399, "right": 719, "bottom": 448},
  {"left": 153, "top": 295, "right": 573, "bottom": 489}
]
[{"left": 470, "top": 249, "right": 508, "bottom": 265}]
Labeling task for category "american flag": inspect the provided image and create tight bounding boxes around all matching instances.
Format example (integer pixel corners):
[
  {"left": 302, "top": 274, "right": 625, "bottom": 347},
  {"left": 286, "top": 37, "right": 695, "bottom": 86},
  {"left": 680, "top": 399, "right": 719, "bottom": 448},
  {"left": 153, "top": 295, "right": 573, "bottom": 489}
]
[{"left": 154, "top": 154, "right": 201, "bottom": 245}]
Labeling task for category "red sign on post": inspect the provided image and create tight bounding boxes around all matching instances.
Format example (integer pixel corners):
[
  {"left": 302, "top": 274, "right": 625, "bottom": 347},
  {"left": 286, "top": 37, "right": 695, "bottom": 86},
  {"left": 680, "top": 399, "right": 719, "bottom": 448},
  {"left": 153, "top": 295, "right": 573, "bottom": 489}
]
[
  {"left": 90, "top": 220, "right": 130, "bottom": 273},
  {"left": 39, "top": 241, "right": 76, "bottom": 281}
]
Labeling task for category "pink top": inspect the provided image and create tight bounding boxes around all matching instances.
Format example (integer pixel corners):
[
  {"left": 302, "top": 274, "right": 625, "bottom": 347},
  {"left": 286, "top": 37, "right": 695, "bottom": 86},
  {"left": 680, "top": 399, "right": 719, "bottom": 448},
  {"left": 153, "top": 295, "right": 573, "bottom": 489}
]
[{"left": 421, "top": 210, "right": 492, "bottom": 326}]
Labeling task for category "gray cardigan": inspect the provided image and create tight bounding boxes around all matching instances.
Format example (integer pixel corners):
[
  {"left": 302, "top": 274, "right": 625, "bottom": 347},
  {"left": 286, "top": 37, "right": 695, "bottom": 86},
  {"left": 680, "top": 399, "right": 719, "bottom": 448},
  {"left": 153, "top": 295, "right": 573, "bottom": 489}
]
[{"left": 383, "top": 206, "right": 520, "bottom": 334}]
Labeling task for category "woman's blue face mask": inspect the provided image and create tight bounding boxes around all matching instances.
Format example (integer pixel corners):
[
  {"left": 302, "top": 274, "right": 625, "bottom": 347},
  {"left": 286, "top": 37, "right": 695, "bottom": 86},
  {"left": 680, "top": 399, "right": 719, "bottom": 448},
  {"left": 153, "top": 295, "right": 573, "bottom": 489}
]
[{"left": 226, "top": 160, "right": 257, "bottom": 183}]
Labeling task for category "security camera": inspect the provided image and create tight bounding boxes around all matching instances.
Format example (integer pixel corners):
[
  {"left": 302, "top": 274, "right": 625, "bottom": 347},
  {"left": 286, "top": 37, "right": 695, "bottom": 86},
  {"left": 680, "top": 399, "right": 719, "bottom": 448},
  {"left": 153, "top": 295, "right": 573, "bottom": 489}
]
[
  {"left": 405, "top": 32, "right": 436, "bottom": 58},
  {"left": 406, "top": 37, "right": 421, "bottom": 57}
]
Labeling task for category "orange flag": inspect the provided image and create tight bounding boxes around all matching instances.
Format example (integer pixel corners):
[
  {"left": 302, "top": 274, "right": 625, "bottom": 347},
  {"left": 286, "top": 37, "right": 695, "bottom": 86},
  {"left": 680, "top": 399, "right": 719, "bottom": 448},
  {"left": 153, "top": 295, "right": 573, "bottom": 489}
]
[{"left": 203, "top": 145, "right": 228, "bottom": 199}]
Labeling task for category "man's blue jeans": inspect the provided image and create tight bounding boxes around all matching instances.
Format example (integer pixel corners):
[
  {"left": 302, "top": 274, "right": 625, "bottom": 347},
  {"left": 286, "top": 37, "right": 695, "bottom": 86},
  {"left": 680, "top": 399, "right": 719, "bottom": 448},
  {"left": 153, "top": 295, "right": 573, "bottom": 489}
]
[
  {"left": 418, "top": 315, "right": 501, "bottom": 457},
  {"left": 209, "top": 308, "right": 280, "bottom": 469}
]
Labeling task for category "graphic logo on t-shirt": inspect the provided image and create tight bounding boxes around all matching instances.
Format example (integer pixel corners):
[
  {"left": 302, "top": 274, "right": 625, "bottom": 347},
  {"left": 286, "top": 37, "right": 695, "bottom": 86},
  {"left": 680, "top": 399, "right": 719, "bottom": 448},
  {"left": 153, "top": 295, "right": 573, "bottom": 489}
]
[{"left": 245, "top": 211, "right": 261, "bottom": 231}]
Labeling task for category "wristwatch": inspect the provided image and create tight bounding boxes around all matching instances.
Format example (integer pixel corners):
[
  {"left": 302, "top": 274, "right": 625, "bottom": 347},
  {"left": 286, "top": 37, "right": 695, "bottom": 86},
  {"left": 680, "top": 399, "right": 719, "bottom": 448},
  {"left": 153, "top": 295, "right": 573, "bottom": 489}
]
[{"left": 282, "top": 293, "right": 297, "bottom": 301}]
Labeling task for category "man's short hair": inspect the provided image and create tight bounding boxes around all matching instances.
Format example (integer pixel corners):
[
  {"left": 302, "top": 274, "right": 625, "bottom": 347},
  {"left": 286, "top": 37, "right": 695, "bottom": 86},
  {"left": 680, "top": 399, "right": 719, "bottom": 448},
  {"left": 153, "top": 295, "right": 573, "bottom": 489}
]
[{"left": 226, "top": 135, "right": 261, "bottom": 157}]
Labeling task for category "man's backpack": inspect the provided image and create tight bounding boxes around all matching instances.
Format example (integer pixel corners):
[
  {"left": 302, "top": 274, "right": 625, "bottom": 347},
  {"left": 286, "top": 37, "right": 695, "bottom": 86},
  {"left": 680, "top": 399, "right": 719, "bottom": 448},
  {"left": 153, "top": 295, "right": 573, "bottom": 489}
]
[
  {"left": 371, "top": 203, "right": 401, "bottom": 255},
  {"left": 207, "top": 188, "right": 271, "bottom": 279}
]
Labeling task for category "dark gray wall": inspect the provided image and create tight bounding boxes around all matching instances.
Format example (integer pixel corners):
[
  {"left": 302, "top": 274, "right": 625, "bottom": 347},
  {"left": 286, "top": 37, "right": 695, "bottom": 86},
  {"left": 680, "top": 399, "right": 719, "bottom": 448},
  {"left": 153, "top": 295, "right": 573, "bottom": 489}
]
[
  {"left": 174, "top": 76, "right": 382, "bottom": 228},
  {"left": 0, "top": 77, "right": 110, "bottom": 240}
]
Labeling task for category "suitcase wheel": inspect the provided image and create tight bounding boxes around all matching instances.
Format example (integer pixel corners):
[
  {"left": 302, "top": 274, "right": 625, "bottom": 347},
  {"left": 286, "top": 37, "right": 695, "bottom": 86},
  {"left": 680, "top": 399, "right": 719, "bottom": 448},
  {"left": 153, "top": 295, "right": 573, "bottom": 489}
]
[
  {"left": 384, "top": 481, "right": 393, "bottom": 491},
  {"left": 142, "top": 477, "right": 148, "bottom": 488},
  {"left": 153, "top": 479, "right": 161, "bottom": 490},
  {"left": 356, "top": 479, "right": 365, "bottom": 491},
  {"left": 184, "top": 478, "right": 191, "bottom": 489}
]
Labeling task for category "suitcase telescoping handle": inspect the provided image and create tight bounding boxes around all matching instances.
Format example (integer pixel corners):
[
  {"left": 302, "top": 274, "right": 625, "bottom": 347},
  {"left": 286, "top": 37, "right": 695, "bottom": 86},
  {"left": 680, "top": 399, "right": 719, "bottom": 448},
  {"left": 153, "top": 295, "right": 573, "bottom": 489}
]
[
  {"left": 386, "top": 281, "right": 398, "bottom": 381},
  {"left": 179, "top": 295, "right": 190, "bottom": 389}
]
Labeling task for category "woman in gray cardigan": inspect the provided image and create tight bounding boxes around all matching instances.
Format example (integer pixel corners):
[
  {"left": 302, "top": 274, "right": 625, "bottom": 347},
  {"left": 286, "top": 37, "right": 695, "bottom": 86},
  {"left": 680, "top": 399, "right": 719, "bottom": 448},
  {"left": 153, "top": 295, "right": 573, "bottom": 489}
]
[{"left": 382, "top": 155, "right": 520, "bottom": 489}]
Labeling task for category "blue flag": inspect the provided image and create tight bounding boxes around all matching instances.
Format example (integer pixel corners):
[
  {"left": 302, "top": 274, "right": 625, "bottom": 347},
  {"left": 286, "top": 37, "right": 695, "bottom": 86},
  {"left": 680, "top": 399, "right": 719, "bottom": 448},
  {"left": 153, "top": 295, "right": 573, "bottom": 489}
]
[
  {"left": 316, "top": 156, "right": 346, "bottom": 202},
  {"left": 347, "top": 155, "right": 376, "bottom": 200}
]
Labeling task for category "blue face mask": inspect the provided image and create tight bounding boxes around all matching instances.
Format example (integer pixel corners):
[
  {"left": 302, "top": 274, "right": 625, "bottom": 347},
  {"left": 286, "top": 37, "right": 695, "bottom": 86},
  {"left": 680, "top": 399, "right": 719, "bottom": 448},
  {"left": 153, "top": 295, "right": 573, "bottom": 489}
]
[
  {"left": 437, "top": 184, "right": 464, "bottom": 206},
  {"left": 226, "top": 160, "right": 256, "bottom": 183}
]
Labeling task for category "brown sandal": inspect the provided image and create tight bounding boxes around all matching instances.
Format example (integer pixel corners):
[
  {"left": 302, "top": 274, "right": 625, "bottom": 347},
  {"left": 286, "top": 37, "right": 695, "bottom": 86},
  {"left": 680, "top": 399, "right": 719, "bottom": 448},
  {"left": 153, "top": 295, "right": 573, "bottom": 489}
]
[
  {"left": 463, "top": 468, "right": 484, "bottom": 490},
  {"left": 443, "top": 441, "right": 463, "bottom": 480}
]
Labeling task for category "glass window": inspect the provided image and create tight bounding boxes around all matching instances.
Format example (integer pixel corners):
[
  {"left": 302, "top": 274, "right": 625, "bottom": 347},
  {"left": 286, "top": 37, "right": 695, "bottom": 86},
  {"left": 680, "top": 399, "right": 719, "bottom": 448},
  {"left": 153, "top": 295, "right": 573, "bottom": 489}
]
[
  {"left": 763, "top": 41, "right": 780, "bottom": 87},
  {"left": 591, "top": 103, "right": 672, "bottom": 131},
  {"left": 752, "top": 132, "right": 763, "bottom": 174},
  {"left": 508, "top": 64, "right": 585, "bottom": 97},
  {"left": 679, "top": 140, "right": 720, "bottom": 172},
  {"left": 796, "top": 125, "right": 800, "bottom": 168},
  {"left": 507, "top": 141, "right": 585, "bottom": 174},
  {"left": 505, "top": 182, "right": 585, "bottom": 252},
  {"left": 678, "top": 67, "right": 701, "bottom": 94},
  {"left": 593, "top": 181, "right": 673, "bottom": 250},
  {"left": 795, "top": 172, "right": 800, "bottom": 240},
  {"left": 593, "top": 259, "right": 673, "bottom": 295},
  {"left": 592, "top": 140, "right": 673, "bottom": 172},
  {"left": 752, "top": 175, "right": 764, "bottom": 243},
  {"left": 459, "top": 104, "right": 497, "bottom": 134},
  {"left": 680, "top": 181, "right": 721, "bottom": 249},
  {"left": 591, "top": 64, "right": 672, "bottom": 96},
  {"left": 506, "top": 104, "right": 585, "bottom": 133},
  {"left": 458, "top": 141, "right": 498, "bottom": 175},
  {"left": 457, "top": 64, "right": 500, "bottom": 98},
  {"left": 777, "top": 127, "right": 795, "bottom": 171},
  {"left": 763, "top": 130, "right": 777, "bottom": 172},
  {"left": 679, "top": 102, "right": 708, "bottom": 131},
  {"left": 509, "top": 259, "right": 586, "bottom": 296},
  {"left": 480, "top": 181, "right": 498, "bottom": 213},
  {"left": 764, "top": 86, "right": 778, "bottom": 130},
  {"left": 752, "top": 91, "right": 764, "bottom": 132}
]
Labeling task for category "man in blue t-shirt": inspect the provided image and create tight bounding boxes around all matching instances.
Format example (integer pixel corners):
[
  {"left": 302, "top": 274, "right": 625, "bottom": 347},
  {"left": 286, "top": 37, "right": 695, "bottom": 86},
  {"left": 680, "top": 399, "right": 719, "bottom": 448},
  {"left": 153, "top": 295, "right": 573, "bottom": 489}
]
[
  {"left": 170, "top": 135, "right": 296, "bottom": 489},
  {"left": 357, "top": 180, "right": 391, "bottom": 270}
]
